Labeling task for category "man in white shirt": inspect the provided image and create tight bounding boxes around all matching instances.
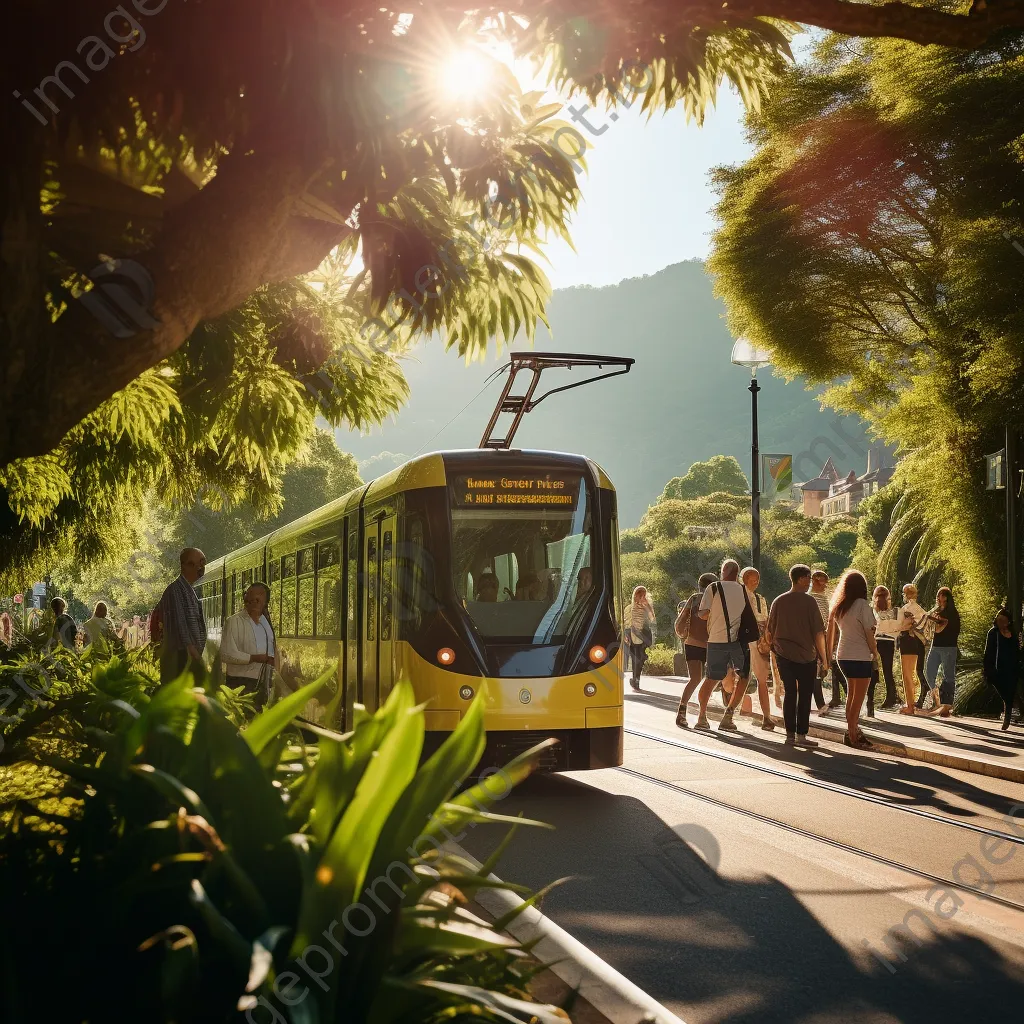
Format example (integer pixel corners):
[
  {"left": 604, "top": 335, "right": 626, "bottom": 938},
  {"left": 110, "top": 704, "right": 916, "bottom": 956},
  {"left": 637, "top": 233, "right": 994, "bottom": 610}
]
[
  {"left": 220, "top": 582, "right": 278, "bottom": 711},
  {"left": 693, "top": 559, "right": 751, "bottom": 732}
]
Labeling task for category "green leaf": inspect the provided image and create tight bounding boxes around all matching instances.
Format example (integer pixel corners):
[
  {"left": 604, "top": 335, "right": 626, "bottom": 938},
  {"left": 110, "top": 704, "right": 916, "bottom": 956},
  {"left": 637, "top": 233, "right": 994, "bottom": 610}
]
[
  {"left": 292, "top": 681, "right": 423, "bottom": 951},
  {"left": 241, "top": 670, "right": 334, "bottom": 755}
]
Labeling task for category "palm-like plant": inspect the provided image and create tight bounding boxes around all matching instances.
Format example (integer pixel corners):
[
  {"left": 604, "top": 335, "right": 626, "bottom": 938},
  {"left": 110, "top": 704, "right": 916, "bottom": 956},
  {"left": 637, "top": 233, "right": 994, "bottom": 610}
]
[{"left": 0, "top": 659, "right": 564, "bottom": 1023}]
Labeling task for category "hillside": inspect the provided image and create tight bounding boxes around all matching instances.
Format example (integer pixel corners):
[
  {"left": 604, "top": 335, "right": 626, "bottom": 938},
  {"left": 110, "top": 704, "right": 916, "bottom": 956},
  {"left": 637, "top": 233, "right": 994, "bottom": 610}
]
[{"left": 336, "top": 260, "right": 871, "bottom": 526}]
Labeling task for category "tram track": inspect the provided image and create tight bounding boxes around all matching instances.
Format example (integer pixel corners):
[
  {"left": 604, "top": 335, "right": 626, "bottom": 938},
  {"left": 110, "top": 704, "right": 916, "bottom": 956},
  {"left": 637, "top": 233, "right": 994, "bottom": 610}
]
[
  {"left": 625, "top": 724, "right": 1024, "bottom": 846},
  {"left": 611, "top": 763, "right": 1024, "bottom": 916}
]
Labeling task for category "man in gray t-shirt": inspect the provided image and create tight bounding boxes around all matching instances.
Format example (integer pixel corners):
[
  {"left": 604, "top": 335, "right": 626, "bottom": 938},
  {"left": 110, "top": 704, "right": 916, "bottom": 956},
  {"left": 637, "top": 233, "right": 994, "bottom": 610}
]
[{"left": 767, "top": 565, "right": 829, "bottom": 745}]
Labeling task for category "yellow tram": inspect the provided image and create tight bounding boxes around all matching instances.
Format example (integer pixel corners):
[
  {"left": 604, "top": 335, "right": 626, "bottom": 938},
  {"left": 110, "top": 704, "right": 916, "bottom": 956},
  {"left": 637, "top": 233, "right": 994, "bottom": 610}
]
[{"left": 196, "top": 448, "right": 624, "bottom": 770}]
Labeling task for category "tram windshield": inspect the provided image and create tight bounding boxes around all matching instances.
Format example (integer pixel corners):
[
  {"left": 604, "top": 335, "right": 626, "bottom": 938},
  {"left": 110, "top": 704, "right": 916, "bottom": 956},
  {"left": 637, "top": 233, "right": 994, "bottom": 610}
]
[{"left": 451, "top": 474, "right": 593, "bottom": 644}]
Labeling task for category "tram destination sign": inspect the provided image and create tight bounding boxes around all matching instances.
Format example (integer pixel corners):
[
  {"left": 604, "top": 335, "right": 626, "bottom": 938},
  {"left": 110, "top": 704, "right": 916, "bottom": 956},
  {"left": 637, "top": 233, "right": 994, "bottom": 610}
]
[{"left": 453, "top": 472, "right": 581, "bottom": 509}]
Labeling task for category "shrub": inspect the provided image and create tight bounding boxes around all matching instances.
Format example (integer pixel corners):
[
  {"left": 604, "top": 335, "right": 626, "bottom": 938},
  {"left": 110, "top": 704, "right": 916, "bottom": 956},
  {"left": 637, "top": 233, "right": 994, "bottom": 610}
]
[
  {"left": 643, "top": 644, "right": 678, "bottom": 676},
  {"left": 0, "top": 657, "right": 566, "bottom": 1024}
]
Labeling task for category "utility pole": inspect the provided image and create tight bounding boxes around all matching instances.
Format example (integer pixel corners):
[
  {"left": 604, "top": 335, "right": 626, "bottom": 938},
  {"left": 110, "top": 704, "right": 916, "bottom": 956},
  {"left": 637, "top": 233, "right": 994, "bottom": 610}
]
[{"left": 1007, "top": 425, "right": 1021, "bottom": 630}]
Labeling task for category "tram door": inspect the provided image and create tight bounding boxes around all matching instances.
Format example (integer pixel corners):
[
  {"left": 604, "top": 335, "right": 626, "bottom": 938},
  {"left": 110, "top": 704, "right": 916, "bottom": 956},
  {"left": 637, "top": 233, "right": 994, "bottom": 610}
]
[{"left": 362, "top": 513, "right": 396, "bottom": 712}]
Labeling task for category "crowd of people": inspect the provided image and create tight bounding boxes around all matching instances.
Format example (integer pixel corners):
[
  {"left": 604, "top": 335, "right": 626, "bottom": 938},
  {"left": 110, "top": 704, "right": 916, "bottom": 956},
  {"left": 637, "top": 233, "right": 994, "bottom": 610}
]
[
  {"left": 0, "top": 598, "right": 154, "bottom": 653},
  {"left": 625, "top": 560, "right": 1024, "bottom": 742},
  {"left": 4, "top": 548, "right": 279, "bottom": 714}
]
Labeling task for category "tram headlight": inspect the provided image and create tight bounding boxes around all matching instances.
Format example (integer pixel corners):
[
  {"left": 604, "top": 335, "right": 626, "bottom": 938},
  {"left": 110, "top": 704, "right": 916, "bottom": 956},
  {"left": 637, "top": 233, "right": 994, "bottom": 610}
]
[
  {"left": 459, "top": 685, "right": 474, "bottom": 701},
  {"left": 437, "top": 647, "right": 456, "bottom": 666},
  {"left": 583, "top": 682, "right": 597, "bottom": 697},
  {"left": 588, "top": 645, "right": 607, "bottom": 664}
]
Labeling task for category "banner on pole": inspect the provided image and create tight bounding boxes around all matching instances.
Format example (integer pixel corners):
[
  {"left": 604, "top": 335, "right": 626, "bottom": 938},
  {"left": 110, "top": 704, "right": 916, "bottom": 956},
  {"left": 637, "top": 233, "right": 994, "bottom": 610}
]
[{"left": 761, "top": 454, "right": 793, "bottom": 504}]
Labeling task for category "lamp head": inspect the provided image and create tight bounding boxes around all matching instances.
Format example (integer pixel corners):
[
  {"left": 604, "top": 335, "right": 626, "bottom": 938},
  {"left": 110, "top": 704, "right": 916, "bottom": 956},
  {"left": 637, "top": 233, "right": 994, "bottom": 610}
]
[{"left": 731, "top": 338, "right": 772, "bottom": 377}]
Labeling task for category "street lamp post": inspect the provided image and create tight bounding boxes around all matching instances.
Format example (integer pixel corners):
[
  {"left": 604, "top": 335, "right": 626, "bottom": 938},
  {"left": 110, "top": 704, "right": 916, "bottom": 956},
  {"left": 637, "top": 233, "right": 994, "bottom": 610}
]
[
  {"left": 731, "top": 339, "right": 773, "bottom": 572},
  {"left": 985, "top": 427, "right": 1022, "bottom": 630},
  {"left": 1006, "top": 426, "right": 1021, "bottom": 628}
]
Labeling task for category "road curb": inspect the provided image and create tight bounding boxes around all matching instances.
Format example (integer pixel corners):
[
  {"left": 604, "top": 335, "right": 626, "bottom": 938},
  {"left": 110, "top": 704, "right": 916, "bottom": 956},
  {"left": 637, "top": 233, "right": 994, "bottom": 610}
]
[
  {"left": 449, "top": 843, "right": 685, "bottom": 1024},
  {"left": 659, "top": 686, "right": 1024, "bottom": 784}
]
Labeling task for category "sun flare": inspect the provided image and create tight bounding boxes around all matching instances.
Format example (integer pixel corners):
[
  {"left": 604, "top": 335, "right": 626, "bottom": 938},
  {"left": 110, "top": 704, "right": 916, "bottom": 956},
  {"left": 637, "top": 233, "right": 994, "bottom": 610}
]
[{"left": 437, "top": 46, "right": 493, "bottom": 100}]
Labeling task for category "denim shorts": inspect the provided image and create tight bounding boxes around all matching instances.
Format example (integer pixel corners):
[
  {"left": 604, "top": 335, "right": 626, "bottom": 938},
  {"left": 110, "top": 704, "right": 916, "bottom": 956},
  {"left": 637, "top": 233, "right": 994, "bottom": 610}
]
[{"left": 706, "top": 641, "right": 749, "bottom": 682}]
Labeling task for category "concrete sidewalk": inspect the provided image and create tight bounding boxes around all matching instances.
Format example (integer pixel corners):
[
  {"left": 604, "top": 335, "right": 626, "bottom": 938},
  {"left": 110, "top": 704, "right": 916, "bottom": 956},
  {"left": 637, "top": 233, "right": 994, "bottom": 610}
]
[{"left": 639, "top": 674, "right": 1024, "bottom": 784}]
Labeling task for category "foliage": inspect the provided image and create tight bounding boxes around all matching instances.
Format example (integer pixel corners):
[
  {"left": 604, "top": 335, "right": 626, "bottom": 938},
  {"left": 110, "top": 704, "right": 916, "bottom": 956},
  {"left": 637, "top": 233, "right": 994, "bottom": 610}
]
[
  {"left": 624, "top": 471, "right": 873, "bottom": 640},
  {"left": 619, "top": 528, "right": 647, "bottom": 555},
  {"left": 171, "top": 427, "right": 364, "bottom": 562},
  {"left": 0, "top": 653, "right": 565, "bottom": 1024},
  {"left": 709, "top": 31, "right": 1024, "bottom": 658},
  {"left": 42, "top": 428, "right": 363, "bottom": 616},
  {"left": 849, "top": 485, "right": 903, "bottom": 585},
  {"left": 642, "top": 644, "right": 678, "bottom": 676},
  {"left": 638, "top": 494, "right": 749, "bottom": 546},
  {"left": 659, "top": 456, "right": 749, "bottom": 501}
]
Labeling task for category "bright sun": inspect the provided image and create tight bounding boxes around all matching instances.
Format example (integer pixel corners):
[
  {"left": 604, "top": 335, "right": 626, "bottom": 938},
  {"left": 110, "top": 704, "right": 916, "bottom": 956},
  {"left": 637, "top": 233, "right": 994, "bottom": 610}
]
[{"left": 438, "top": 47, "right": 492, "bottom": 101}]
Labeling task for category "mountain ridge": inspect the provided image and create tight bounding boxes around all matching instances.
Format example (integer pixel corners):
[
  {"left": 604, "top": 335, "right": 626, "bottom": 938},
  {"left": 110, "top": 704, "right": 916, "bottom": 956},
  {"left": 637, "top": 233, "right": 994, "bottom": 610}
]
[{"left": 336, "top": 260, "right": 872, "bottom": 526}]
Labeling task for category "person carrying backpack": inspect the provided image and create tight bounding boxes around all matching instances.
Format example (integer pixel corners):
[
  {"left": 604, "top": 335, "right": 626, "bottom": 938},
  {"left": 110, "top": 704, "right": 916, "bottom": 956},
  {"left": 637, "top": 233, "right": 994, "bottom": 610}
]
[
  {"left": 691, "top": 559, "right": 760, "bottom": 733},
  {"left": 674, "top": 572, "right": 717, "bottom": 728}
]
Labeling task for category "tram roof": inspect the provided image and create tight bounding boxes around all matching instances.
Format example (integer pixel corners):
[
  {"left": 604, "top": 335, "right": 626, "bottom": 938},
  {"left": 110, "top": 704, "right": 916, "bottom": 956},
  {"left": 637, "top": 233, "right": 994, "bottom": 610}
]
[{"left": 197, "top": 448, "right": 615, "bottom": 569}]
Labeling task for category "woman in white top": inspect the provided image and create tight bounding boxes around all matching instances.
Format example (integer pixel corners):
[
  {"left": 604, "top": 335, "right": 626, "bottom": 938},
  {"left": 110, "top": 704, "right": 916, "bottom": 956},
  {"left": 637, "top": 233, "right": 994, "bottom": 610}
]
[
  {"left": 826, "top": 570, "right": 878, "bottom": 750},
  {"left": 82, "top": 601, "right": 115, "bottom": 651},
  {"left": 623, "top": 585, "right": 656, "bottom": 691},
  {"left": 221, "top": 582, "right": 279, "bottom": 711},
  {"left": 896, "top": 583, "right": 928, "bottom": 715},
  {"left": 870, "top": 586, "right": 900, "bottom": 712},
  {"left": 740, "top": 567, "right": 776, "bottom": 729}
]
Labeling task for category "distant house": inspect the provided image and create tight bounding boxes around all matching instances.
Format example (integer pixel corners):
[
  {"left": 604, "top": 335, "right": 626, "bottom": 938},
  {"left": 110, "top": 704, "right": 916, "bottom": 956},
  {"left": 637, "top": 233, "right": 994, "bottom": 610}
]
[
  {"left": 798, "top": 446, "right": 896, "bottom": 520},
  {"left": 797, "top": 458, "right": 840, "bottom": 518}
]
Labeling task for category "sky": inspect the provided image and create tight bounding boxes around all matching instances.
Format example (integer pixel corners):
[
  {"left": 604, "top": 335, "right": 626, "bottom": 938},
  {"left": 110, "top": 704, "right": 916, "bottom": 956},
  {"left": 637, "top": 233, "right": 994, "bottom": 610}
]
[
  {"left": 501, "top": 49, "right": 756, "bottom": 289},
  {"left": 536, "top": 89, "right": 754, "bottom": 289}
]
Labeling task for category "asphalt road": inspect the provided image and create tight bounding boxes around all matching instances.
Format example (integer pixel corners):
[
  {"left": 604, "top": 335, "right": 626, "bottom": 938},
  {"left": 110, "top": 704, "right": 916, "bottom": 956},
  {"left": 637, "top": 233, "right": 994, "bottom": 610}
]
[{"left": 460, "top": 686, "right": 1024, "bottom": 1024}]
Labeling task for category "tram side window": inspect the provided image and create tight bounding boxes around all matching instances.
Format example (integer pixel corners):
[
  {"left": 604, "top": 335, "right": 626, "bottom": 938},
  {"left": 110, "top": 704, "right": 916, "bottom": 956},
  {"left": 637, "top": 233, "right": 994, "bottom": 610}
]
[
  {"left": 268, "top": 558, "right": 280, "bottom": 627},
  {"left": 297, "top": 547, "right": 315, "bottom": 637},
  {"left": 281, "top": 554, "right": 297, "bottom": 636},
  {"left": 316, "top": 541, "right": 341, "bottom": 638},
  {"left": 396, "top": 515, "right": 437, "bottom": 635},
  {"left": 347, "top": 529, "right": 359, "bottom": 646},
  {"left": 381, "top": 530, "right": 393, "bottom": 642},
  {"left": 366, "top": 536, "right": 377, "bottom": 642}
]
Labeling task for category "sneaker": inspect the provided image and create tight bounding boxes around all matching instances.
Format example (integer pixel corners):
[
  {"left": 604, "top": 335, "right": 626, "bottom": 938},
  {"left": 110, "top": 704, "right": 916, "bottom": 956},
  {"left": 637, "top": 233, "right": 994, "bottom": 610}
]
[
  {"left": 784, "top": 733, "right": 796, "bottom": 745},
  {"left": 629, "top": 679, "right": 640, "bottom": 691},
  {"left": 795, "top": 734, "right": 818, "bottom": 747},
  {"left": 675, "top": 709, "right": 688, "bottom": 729},
  {"left": 816, "top": 705, "right": 831, "bottom": 717},
  {"left": 694, "top": 715, "right": 711, "bottom": 731},
  {"left": 761, "top": 718, "right": 776, "bottom": 731},
  {"left": 718, "top": 711, "right": 739, "bottom": 732}
]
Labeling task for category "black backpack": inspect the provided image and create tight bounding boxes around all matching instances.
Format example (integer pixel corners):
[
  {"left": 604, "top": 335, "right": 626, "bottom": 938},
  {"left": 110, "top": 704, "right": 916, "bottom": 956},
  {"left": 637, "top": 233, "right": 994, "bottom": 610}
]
[{"left": 717, "top": 582, "right": 759, "bottom": 647}]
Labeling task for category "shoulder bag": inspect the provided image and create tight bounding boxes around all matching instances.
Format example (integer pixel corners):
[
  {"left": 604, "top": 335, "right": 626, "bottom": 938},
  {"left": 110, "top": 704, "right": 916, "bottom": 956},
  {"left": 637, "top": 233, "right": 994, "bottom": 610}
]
[
  {"left": 753, "top": 593, "right": 771, "bottom": 656},
  {"left": 674, "top": 596, "right": 693, "bottom": 641}
]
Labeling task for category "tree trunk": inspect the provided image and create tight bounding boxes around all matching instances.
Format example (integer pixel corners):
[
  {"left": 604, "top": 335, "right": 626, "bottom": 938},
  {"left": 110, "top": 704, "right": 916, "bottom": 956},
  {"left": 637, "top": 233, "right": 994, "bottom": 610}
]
[{"left": 0, "top": 144, "right": 347, "bottom": 469}]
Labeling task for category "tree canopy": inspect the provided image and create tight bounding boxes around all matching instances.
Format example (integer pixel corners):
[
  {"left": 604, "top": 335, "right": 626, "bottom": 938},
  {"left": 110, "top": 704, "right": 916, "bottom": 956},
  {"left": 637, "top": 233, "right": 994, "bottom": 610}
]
[
  {"left": 709, "top": 29, "right": 1024, "bottom": 641},
  {"left": 660, "top": 455, "right": 750, "bottom": 501},
  {"left": 54, "top": 428, "right": 362, "bottom": 613}
]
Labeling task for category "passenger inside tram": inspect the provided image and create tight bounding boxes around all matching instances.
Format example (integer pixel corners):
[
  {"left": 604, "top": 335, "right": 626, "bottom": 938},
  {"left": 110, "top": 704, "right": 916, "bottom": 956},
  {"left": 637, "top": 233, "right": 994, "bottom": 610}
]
[{"left": 475, "top": 572, "right": 499, "bottom": 602}]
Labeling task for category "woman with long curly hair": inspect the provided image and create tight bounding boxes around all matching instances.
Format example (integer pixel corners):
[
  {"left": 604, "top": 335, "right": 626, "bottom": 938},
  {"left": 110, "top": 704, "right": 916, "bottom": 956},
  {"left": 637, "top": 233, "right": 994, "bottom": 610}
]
[{"left": 826, "top": 570, "right": 878, "bottom": 750}]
